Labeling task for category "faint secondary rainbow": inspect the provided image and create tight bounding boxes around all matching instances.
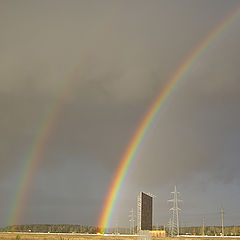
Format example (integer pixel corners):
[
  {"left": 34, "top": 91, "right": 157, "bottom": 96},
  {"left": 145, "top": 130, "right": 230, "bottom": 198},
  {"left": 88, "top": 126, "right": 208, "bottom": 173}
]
[
  {"left": 98, "top": 6, "right": 240, "bottom": 233},
  {"left": 6, "top": 70, "right": 76, "bottom": 226},
  {"left": 7, "top": 101, "right": 62, "bottom": 226}
]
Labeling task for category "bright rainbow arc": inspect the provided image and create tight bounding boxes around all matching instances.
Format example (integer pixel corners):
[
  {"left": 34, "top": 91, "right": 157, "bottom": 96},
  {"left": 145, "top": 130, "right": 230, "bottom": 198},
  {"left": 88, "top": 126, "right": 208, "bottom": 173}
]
[
  {"left": 98, "top": 6, "right": 240, "bottom": 233},
  {"left": 6, "top": 4, "right": 240, "bottom": 230}
]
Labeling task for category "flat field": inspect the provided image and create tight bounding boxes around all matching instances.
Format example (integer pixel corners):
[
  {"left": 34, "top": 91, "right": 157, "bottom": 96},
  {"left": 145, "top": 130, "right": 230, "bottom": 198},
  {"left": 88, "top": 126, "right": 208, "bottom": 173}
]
[
  {"left": 0, "top": 233, "right": 136, "bottom": 240},
  {"left": 1, "top": 233, "right": 240, "bottom": 240}
]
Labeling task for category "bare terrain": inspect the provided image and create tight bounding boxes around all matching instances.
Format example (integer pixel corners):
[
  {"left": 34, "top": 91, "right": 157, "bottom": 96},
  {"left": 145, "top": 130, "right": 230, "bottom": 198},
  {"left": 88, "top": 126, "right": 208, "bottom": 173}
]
[
  {"left": 1, "top": 233, "right": 240, "bottom": 240},
  {"left": 0, "top": 233, "right": 136, "bottom": 240}
]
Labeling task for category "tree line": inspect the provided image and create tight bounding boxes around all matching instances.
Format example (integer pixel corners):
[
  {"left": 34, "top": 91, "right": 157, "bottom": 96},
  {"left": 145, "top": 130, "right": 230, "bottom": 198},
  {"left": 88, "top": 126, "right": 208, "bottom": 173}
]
[
  {"left": 1, "top": 225, "right": 101, "bottom": 234},
  {"left": 153, "top": 225, "right": 240, "bottom": 236},
  {"left": 179, "top": 225, "right": 240, "bottom": 236},
  {"left": 2, "top": 224, "right": 240, "bottom": 235}
]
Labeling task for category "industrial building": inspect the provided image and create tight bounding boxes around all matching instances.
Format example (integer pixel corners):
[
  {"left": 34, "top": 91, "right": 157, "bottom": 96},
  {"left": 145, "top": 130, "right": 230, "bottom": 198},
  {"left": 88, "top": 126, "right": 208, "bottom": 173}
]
[{"left": 137, "top": 192, "right": 153, "bottom": 232}]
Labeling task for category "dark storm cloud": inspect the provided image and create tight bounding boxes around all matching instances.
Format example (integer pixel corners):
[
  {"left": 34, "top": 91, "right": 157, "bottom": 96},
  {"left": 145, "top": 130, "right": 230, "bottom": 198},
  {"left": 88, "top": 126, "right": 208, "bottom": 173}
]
[{"left": 0, "top": 0, "right": 240, "bottom": 227}]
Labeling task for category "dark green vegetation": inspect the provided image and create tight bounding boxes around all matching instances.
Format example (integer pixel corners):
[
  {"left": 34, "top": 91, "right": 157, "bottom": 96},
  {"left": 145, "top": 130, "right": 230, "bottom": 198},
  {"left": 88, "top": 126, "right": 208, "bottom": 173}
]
[
  {"left": 179, "top": 226, "right": 240, "bottom": 236},
  {"left": 1, "top": 225, "right": 100, "bottom": 234},
  {"left": 2, "top": 225, "right": 240, "bottom": 236},
  {"left": 1, "top": 234, "right": 240, "bottom": 240},
  {"left": 152, "top": 225, "right": 240, "bottom": 236},
  {"left": 0, "top": 233, "right": 136, "bottom": 240}
]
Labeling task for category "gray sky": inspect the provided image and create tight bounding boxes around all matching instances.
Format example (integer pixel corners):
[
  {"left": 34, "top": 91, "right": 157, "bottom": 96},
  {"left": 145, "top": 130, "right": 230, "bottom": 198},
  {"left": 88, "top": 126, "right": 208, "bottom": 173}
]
[{"left": 0, "top": 0, "right": 240, "bottom": 228}]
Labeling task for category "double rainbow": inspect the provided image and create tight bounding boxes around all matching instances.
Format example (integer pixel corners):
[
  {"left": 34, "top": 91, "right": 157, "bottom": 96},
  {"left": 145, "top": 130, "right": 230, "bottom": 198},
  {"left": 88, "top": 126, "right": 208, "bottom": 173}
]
[
  {"left": 98, "top": 6, "right": 240, "bottom": 233},
  {"left": 6, "top": 5, "right": 240, "bottom": 230}
]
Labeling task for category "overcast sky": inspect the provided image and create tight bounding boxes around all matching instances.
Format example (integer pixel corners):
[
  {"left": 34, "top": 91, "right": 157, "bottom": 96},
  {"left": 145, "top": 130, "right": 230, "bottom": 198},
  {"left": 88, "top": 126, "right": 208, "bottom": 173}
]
[{"left": 0, "top": 0, "right": 240, "bottom": 228}]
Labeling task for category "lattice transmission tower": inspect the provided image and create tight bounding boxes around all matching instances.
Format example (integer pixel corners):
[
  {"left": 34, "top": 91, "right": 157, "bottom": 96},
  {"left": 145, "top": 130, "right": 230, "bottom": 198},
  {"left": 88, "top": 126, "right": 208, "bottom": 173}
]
[
  {"left": 129, "top": 208, "right": 135, "bottom": 234},
  {"left": 168, "top": 186, "right": 182, "bottom": 237}
]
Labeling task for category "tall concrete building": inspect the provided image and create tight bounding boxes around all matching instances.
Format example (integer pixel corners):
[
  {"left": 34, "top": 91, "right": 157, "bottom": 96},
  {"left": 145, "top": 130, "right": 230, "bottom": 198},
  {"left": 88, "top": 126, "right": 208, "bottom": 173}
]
[{"left": 137, "top": 192, "right": 153, "bottom": 232}]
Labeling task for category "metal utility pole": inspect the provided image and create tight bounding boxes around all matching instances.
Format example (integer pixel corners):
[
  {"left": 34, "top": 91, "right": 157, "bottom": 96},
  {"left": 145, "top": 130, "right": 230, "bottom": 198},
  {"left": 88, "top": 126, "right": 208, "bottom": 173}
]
[
  {"left": 129, "top": 208, "right": 135, "bottom": 234},
  {"left": 221, "top": 208, "right": 224, "bottom": 236},
  {"left": 115, "top": 221, "right": 118, "bottom": 235},
  {"left": 168, "top": 185, "right": 182, "bottom": 237},
  {"left": 202, "top": 217, "right": 205, "bottom": 236}
]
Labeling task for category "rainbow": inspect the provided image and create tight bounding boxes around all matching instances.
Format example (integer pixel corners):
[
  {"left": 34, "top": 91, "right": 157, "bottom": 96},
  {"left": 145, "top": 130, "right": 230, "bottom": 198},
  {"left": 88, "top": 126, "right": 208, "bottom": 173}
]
[
  {"left": 98, "top": 6, "right": 240, "bottom": 233},
  {"left": 6, "top": 74, "right": 74, "bottom": 226}
]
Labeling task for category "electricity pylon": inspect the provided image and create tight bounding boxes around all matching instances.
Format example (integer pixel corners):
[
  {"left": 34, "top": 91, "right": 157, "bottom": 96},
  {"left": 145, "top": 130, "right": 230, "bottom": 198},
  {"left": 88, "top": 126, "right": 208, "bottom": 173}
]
[
  {"left": 129, "top": 208, "right": 135, "bottom": 234},
  {"left": 168, "top": 218, "right": 173, "bottom": 236},
  {"left": 168, "top": 185, "right": 182, "bottom": 237}
]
